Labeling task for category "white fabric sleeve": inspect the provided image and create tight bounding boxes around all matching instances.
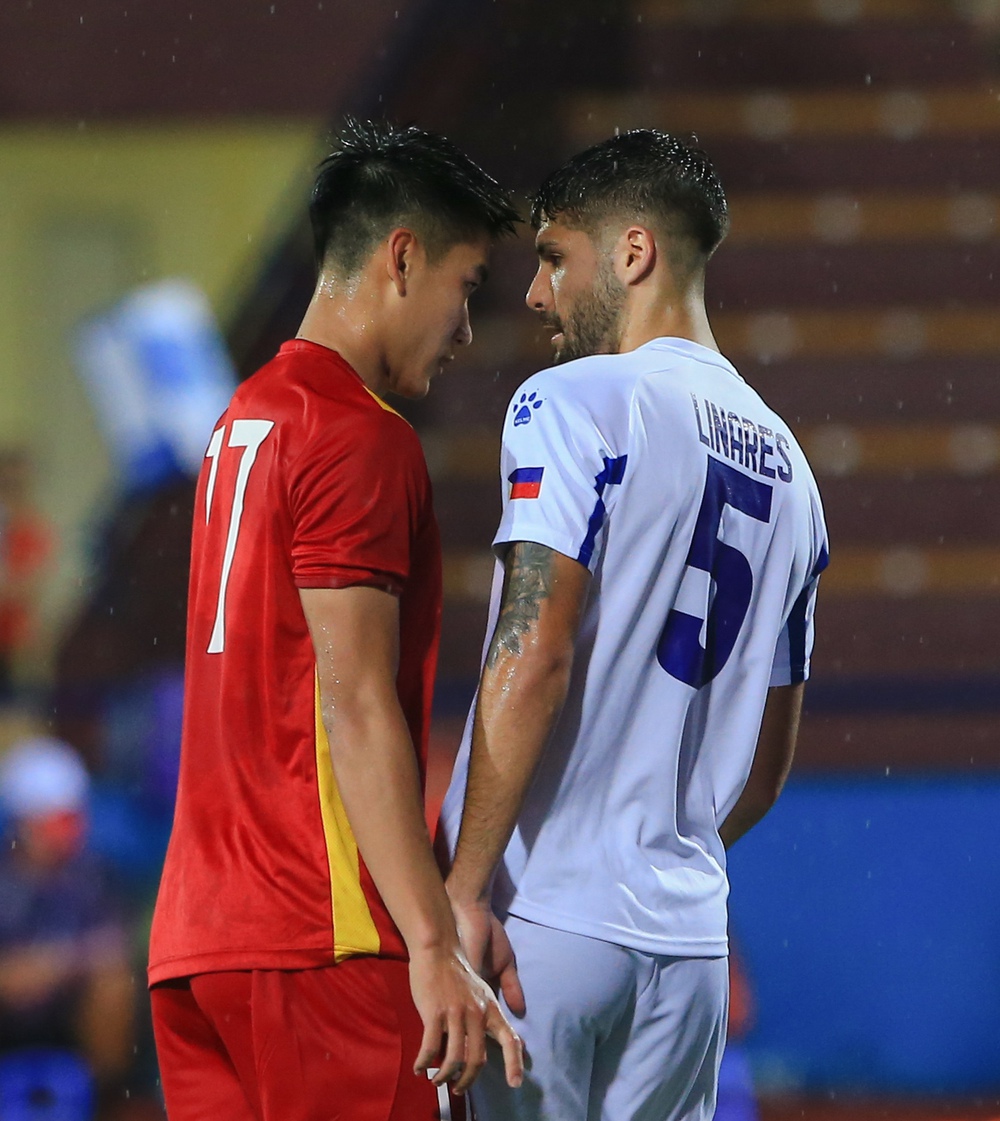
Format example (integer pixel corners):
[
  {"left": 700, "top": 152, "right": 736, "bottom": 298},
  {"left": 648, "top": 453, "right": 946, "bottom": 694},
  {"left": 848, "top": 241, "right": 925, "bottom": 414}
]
[{"left": 492, "top": 379, "right": 626, "bottom": 573}]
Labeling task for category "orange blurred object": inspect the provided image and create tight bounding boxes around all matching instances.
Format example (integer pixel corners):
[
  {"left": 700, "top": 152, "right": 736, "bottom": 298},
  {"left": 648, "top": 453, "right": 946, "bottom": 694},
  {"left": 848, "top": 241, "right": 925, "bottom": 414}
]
[{"left": 729, "top": 946, "right": 755, "bottom": 1039}]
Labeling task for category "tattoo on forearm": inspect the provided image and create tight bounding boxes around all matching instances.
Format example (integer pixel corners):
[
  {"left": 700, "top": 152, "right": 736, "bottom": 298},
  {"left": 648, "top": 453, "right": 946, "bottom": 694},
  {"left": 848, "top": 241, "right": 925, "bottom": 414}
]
[{"left": 486, "top": 543, "right": 555, "bottom": 668}]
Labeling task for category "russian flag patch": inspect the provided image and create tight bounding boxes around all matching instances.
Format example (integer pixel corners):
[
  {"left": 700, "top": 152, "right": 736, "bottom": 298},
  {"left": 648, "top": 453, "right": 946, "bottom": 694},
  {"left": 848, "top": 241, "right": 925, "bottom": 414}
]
[{"left": 509, "top": 466, "right": 544, "bottom": 499}]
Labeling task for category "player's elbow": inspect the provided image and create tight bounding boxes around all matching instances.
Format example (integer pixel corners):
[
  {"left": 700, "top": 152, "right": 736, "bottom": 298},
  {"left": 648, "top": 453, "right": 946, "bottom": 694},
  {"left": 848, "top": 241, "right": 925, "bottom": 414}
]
[
  {"left": 320, "top": 678, "right": 401, "bottom": 753},
  {"left": 518, "top": 633, "right": 576, "bottom": 692},
  {"left": 752, "top": 784, "right": 782, "bottom": 821},
  {"left": 752, "top": 761, "right": 790, "bottom": 809},
  {"left": 720, "top": 779, "right": 784, "bottom": 849},
  {"left": 484, "top": 637, "right": 575, "bottom": 715}
]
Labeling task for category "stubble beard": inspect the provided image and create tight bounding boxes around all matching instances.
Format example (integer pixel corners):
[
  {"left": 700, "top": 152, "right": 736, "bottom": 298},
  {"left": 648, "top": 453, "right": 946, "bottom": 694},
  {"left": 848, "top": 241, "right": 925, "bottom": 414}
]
[{"left": 552, "top": 261, "right": 627, "bottom": 365}]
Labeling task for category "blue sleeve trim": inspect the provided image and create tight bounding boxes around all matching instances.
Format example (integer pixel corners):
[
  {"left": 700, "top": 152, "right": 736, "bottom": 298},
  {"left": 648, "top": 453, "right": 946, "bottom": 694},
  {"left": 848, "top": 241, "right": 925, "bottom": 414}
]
[
  {"left": 787, "top": 583, "right": 812, "bottom": 684},
  {"left": 785, "top": 545, "right": 827, "bottom": 685},
  {"left": 576, "top": 455, "right": 628, "bottom": 569}
]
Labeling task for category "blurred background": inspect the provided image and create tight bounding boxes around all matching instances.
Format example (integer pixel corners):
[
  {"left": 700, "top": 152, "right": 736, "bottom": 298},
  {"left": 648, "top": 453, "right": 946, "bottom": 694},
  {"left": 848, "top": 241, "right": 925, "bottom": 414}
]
[{"left": 1, "top": 0, "right": 999, "bottom": 1117}]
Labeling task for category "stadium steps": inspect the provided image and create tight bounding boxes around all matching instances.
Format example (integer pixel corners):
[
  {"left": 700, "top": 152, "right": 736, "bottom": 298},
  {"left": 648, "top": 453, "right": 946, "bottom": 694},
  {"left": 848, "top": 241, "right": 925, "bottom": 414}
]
[
  {"left": 814, "top": 479, "right": 1000, "bottom": 545},
  {"left": 742, "top": 358, "right": 1000, "bottom": 424},
  {"left": 714, "top": 309, "right": 1000, "bottom": 358},
  {"left": 630, "top": 20, "right": 990, "bottom": 90},
  {"left": 694, "top": 135, "right": 1000, "bottom": 191},
  {"left": 633, "top": 0, "right": 983, "bottom": 25},
  {"left": 724, "top": 192, "right": 1000, "bottom": 244},
  {"left": 807, "top": 597, "right": 1000, "bottom": 675},
  {"left": 800, "top": 425, "right": 1000, "bottom": 478},
  {"left": 782, "top": 711, "right": 1000, "bottom": 769},
  {"left": 710, "top": 245, "right": 997, "bottom": 307},
  {"left": 567, "top": 88, "right": 1000, "bottom": 145}
]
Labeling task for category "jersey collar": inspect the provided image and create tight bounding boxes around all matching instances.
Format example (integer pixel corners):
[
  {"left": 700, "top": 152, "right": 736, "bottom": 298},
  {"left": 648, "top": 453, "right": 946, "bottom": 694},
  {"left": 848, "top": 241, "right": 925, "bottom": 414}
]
[{"left": 640, "top": 337, "right": 745, "bottom": 383}]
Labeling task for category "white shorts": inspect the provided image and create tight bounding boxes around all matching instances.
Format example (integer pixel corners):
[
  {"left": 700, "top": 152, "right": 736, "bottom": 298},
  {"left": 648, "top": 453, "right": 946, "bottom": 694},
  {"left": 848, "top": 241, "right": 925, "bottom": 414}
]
[{"left": 473, "top": 915, "right": 728, "bottom": 1121}]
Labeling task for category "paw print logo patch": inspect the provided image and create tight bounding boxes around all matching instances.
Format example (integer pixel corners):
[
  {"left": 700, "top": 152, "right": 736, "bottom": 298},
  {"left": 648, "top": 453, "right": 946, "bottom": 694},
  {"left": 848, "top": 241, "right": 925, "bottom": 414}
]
[{"left": 513, "top": 391, "right": 544, "bottom": 427}]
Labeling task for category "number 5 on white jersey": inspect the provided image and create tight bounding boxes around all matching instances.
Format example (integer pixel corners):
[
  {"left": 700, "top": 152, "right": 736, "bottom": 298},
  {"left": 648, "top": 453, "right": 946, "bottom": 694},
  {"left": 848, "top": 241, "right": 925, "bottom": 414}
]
[{"left": 204, "top": 419, "right": 274, "bottom": 654}]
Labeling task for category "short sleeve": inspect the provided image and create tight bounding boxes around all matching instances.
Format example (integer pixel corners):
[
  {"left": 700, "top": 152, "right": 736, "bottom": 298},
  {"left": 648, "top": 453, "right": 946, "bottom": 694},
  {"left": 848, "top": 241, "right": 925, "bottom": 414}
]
[
  {"left": 493, "top": 378, "right": 627, "bottom": 573},
  {"left": 770, "top": 543, "right": 829, "bottom": 686},
  {"left": 289, "top": 412, "right": 426, "bottom": 593}
]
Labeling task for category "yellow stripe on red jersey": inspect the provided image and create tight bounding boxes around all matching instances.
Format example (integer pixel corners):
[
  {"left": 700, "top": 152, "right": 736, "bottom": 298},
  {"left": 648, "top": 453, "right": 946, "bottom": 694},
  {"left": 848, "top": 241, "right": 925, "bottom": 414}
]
[{"left": 313, "top": 675, "right": 381, "bottom": 961}]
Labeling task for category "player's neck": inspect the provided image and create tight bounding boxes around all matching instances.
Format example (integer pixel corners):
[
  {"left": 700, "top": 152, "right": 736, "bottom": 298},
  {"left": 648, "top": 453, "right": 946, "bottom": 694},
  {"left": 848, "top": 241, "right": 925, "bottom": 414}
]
[
  {"left": 618, "top": 288, "right": 719, "bottom": 355},
  {"left": 296, "top": 287, "right": 391, "bottom": 396}
]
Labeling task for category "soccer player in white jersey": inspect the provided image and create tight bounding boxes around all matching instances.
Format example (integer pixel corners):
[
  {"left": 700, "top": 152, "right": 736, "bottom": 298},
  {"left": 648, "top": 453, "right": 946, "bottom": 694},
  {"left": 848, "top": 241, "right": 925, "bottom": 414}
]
[{"left": 439, "top": 130, "right": 828, "bottom": 1121}]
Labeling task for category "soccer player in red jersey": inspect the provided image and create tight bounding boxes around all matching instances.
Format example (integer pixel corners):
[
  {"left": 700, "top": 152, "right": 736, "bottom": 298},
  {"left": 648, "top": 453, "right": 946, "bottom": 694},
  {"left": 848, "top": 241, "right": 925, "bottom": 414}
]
[{"left": 148, "top": 120, "right": 523, "bottom": 1121}]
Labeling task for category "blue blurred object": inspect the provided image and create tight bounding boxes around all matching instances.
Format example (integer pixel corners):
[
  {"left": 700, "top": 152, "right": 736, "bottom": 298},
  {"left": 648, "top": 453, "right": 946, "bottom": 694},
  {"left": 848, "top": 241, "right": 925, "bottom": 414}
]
[
  {"left": 83, "top": 669, "right": 181, "bottom": 893},
  {"left": 716, "top": 1043, "right": 760, "bottom": 1121},
  {"left": 728, "top": 775, "right": 1000, "bottom": 1095},
  {"left": 0, "top": 1049, "right": 93, "bottom": 1121},
  {"left": 87, "top": 781, "right": 173, "bottom": 893},
  {"left": 102, "top": 669, "right": 184, "bottom": 817},
  {"left": 73, "top": 280, "right": 236, "bottom": 494}
]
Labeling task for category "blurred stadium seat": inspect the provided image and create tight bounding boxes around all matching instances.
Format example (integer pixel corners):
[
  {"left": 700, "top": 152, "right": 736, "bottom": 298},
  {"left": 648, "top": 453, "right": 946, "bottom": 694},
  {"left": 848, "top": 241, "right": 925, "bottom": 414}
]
[{"left": 0, "top": 1049, "right": 93, "bottom": 1121}]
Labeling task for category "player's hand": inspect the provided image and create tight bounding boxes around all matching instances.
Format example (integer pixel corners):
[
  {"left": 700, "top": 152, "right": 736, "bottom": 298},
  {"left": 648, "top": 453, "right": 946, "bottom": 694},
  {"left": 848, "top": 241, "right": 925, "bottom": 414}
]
[
  {"left": 410, "top": 944, "right": 524, "bottom": 1096},
  {"left": 450, "top": 898, "right": 526, "bottom": 1017}
]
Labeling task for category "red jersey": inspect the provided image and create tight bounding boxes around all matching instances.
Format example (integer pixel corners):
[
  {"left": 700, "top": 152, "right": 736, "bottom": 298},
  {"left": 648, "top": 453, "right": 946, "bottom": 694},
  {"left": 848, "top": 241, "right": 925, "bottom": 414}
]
[{"left": 148, "top": 340, "right": 441, "bottom": 984}]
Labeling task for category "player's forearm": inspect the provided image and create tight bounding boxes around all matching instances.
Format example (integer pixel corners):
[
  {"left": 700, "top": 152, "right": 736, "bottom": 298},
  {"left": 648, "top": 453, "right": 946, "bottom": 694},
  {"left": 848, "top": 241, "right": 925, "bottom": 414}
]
[
  {"left": 719, "top": 761, "right": 790, "bottom": 848},
  {"left": 447, "top": 642, "right": 573, "bottom": 905},
  {"left": 719, "top": 682, "right": 803, "bottom": 848},
  {"left": 322, "top": 694, "right": 459, "bottom": 954},
  {"left": 448, "top": 543, "right": 587, "bottom": 905},
  {"left": 300, "top": 585, "right": 458, "bottom": 954}
]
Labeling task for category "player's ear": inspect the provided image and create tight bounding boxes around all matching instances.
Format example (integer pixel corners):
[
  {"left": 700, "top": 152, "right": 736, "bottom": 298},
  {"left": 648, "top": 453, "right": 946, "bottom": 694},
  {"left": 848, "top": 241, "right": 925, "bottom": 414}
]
[
  {"left": 615, "top": 225, "right": 656, "bottom": 287},
  {"left": 385, "top": 228, "right": 418, "bottom": 296}
]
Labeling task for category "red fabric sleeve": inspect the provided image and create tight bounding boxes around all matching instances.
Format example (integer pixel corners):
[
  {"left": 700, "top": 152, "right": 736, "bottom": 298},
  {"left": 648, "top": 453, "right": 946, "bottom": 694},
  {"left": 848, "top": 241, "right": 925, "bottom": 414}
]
[{"left": 288, "top": 410, "right": 426, "bottom": 594}]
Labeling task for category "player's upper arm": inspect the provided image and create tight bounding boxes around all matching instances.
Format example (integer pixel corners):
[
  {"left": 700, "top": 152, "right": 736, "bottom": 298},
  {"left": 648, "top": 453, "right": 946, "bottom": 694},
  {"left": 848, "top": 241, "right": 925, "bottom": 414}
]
[
  {"left": 487, "top": 541, "right": 591, "bottom": 672},
  {"left": 753, "top": 681, "right": 803, "bottom": 798},
  {"left": 299, "top": 585, "right": 401, "bottom": 717},
  {"left": 289, "top": 410, "right": 427, "bottom": 593},
  {"left": 718, "top": 681, "right": 803, "bottom": 848}
]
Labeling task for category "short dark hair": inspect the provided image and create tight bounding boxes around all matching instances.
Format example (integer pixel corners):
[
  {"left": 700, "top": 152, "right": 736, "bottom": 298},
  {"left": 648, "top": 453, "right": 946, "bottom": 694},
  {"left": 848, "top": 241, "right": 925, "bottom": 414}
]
[
  {"left": 531, "top": 130, "right": 729, "bottom": 258},
  {"left": 310, "top": 118, "right": 520, "bottom": 274}
]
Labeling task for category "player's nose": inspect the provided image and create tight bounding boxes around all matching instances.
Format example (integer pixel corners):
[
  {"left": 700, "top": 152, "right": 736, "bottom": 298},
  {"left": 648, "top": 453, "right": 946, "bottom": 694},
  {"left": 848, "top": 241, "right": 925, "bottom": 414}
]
[
  {"left": 454, "top": 303, "right": 473, "bottom": 347},
  {"left": 525, "top": 266, "right": 550, "bottom": 313}
]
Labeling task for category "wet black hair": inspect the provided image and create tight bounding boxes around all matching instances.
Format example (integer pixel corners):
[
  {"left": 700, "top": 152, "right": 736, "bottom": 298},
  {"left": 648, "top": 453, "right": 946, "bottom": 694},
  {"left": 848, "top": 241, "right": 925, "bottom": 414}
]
[
  {"left": 531, "top": 129, "right": 729, "bottom": 258},
  {"left": 310, "top": 118, "right": 520, "bottom": 274}
]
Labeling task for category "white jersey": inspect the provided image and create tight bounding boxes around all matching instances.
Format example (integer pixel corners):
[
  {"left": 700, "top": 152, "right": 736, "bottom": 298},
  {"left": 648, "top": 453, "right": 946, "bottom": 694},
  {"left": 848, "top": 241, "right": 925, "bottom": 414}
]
[{"left": 440, "top": 337, "right": 828, "bottom": 957}]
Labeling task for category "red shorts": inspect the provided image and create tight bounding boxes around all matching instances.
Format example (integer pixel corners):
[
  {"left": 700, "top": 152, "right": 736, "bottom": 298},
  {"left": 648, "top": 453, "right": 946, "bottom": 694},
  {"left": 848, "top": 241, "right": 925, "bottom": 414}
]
[{"left": 151, "top": 959, "right": 466, "bottom": 1121}]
